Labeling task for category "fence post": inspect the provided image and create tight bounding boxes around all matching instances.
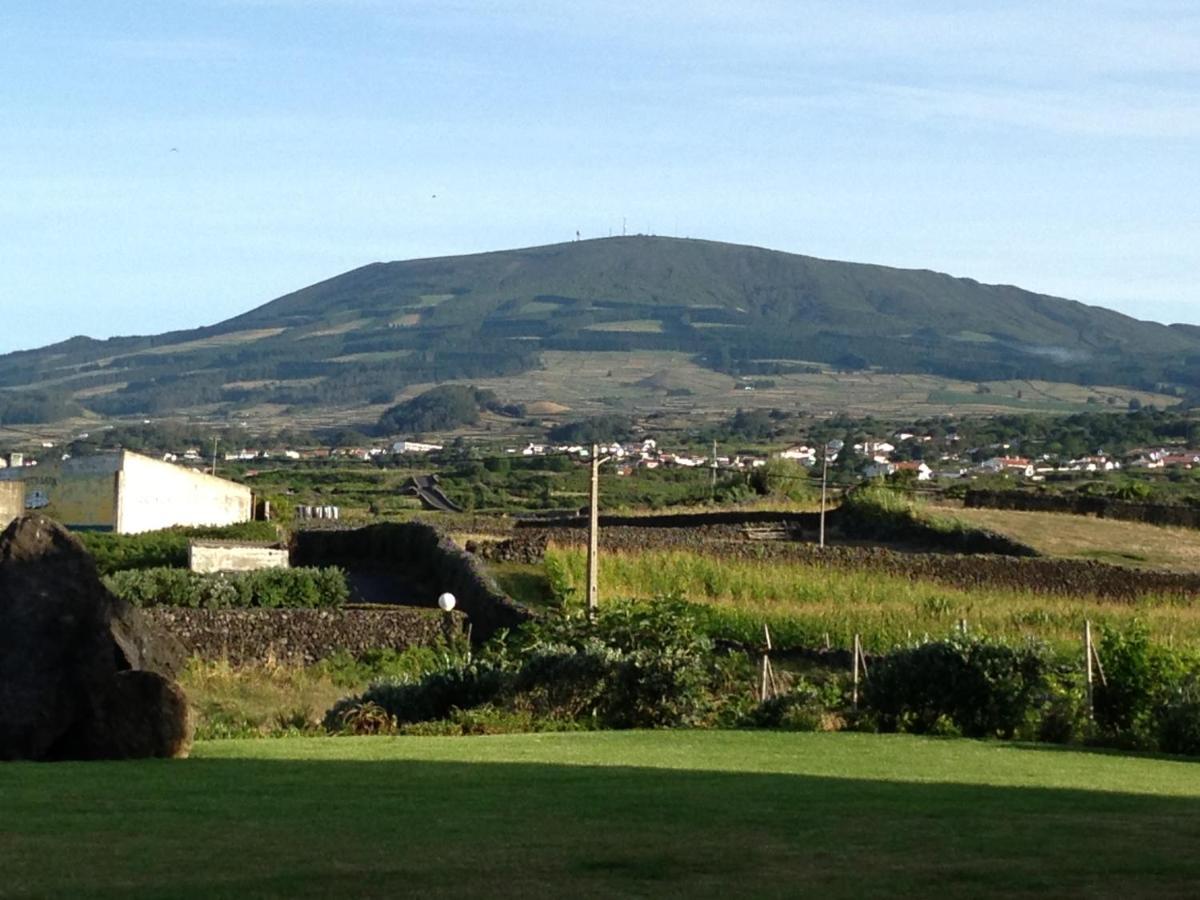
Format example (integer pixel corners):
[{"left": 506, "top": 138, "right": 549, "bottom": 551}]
[
  {"left": 852, "top": 633, "right": 861, "bottom": 710},
  {"left": 1085, "top": 619, "right": 1094, "bottom": 716}
]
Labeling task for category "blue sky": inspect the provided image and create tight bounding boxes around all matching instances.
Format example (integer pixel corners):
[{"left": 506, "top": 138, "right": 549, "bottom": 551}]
[{"left": 3, "top": 1, "right": 1198, "bottom": 354}]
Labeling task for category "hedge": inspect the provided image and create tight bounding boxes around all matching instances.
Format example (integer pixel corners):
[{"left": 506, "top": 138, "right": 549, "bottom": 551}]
[
  {"left": 80, "top": 522, "right": 281, "bottom": 576},
  {"left": 103, "top": 566, "right": 348, "bottom": 609}
]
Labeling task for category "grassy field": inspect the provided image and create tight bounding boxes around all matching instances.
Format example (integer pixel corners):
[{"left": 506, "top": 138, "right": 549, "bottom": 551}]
[
  {"left": 544, "top": 546, "right": 1200, "bottom": 651},
  {"left": 935, "top": 504, "right": 1200, "bottom": 572},
  {"left": 2, "top": 732, "right": 1199, "bottom": 898}
]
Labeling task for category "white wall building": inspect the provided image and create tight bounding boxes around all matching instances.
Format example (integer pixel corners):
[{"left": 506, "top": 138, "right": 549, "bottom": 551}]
[
  {"left": 392, "top": 440, "right": 444, "bottom": 454},
  {"left": 0, "top": 450, "right": 253, "bottom": 534}
]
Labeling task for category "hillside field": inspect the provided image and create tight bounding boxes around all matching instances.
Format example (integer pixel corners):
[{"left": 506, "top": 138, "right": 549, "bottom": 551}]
[
  {"left": 935, "top": 504, "right": 1200, "bottom": 572},
  {"left": 2, "top": 732, "right": 1198, "bottom": 898}
]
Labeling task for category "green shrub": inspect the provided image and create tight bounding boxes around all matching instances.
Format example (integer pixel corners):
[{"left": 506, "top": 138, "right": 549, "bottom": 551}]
[
  {"left": 1093, "top": 623, "right": 1189, "bottom": 744},
  {"left": 80, "top": 522, "right": 281, "bottom": 576},
  {"left": 1035, "top": 679, "right": 1091, "bottom": 745},
  {"left": 746, "top": 677, "right": 843, "bottom": 732},
  {"left": 325, "top": 598, "right": 730, "bottom": 732},
  {"left": 323, "top": 661, "right": 507, "bottom": 731},
  {"left": 1156, "top": 677, "right": 1200, "bottom": 756},
  {"left": 313, "top": 646, "right": 464, "bottom": 688},
  {"left": 103, "top": 566, "right": 348, "bottom": 609},
  {"left": 863, "top": 636, "right": 1051, "bottom": 739}
]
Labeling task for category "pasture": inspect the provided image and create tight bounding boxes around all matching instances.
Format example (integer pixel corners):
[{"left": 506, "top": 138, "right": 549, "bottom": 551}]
[
  {"left": 542, "top": 546, "right": 1200, "bottom": 651},
  {"left": 935, "top": 504, "right": 1200, "bottom": 572},
  {"left": 2, "top": 732, "right": 1198, "bottom": 898}
]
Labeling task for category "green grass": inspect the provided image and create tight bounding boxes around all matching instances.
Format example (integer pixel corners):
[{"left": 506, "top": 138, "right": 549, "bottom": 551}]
[
  {"left": 2, "top": 732, "right": 1199, "bottom": 898},
  {"left": 181, "top": 648, "right": 460, "bottom": 739},
  {"left": 545, "top": 546, "right": 1200, "bottom": 651}
]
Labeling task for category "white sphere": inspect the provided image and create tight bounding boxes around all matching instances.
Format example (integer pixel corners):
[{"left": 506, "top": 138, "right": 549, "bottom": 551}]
[{"left": 437, "top": 592, "right": 457, "bottom": 611}]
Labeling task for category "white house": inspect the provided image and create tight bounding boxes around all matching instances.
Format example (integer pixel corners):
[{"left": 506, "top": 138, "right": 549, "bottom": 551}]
[
  {"left": 865, "top": 460, "right": 932, "bottom": 480},
  {"left": 393, "top": 440, "right": 444, "bottom": 455},
  {"left": 779, "top": 445, "right": 817, "bottom": 464},
  {"left": 979, "top": 456, "right": 1035, "bottom": 478}
]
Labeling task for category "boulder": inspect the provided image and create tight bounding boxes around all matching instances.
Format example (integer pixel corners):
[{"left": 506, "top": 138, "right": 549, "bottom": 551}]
[{"left": 0, "top": 514, "right": 192, "bottom": 761}]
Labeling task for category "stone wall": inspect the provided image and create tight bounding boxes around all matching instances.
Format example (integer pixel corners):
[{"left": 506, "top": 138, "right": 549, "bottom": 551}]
[
  {"left": 293, "top": 521, "right": 531, "bottom": 641},
  {"left": 143, "top": 607, "right": 462, "bottom": 665},
  {"left": 516, "top": 508, "right": 1035, "bottom": 557}
]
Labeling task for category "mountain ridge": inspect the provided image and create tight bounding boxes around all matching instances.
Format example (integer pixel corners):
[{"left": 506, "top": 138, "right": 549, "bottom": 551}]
[{"left": 1, "top": 236, "right": 1197, "bottom": 423}]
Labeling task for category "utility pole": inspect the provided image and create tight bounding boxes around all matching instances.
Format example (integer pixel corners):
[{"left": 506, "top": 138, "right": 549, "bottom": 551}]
[
  {"left": 710, "top": 439, "right": 718, "bottom": 498},
  {"left": 819, "top": 452, "right": 828, "bottom": 548},
  {"left": 211, "top": 435, "right": 219, "bottom": 477},
  {"left": 587, "top": 443, "right": 601, "bottom": 619},
  {"left": 819, "top": 439, "right": 843, "bottom": 549}
]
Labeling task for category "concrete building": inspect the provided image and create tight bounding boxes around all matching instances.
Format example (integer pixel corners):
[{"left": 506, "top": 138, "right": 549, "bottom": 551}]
[
  {"left": 189, "top": 540, "right": 288, "bottom": 573},
  {"left": 0, "top": 481, "right": 23, "bottom": 529},
  {"left": 0, "top": 450, "right": 253, "bottom": 534}
]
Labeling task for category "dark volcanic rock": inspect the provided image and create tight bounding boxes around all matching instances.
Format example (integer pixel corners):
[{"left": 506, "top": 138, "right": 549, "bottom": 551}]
[{"left": 0, "top": 515, "right": 192, "bottom": 761}]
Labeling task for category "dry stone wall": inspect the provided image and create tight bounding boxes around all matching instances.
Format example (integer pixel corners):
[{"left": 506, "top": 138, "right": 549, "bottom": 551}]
[
  {"left": 144, "top": 607, "right": 461, "bottom": 665},
  {"left": 293, "top": 521, "right": 530, "bottom": 641},
  {"left": 964, "top": 489, "right": 1200, "bottom": 529},
  {"left": 515, "top": 508, "right": 1036, "bottom": 557}
]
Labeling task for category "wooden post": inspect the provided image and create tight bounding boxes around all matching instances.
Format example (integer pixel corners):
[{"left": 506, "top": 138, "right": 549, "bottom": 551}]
[
  {"left": 958, "top": 617, "right": 968, "bottom": 636},
  {"left": 587, "top": 443, "right": 600, "bottom": 620},
  {"left": 1084, "top": 624, "right": 1094, "bottom": 715},
  {"left": 760, "top": 624, "right": 775, "bottom": 702},
  {"left": 852, "top": 633, "right": 861, "bottom": 709},
  {"left": 819, "top": 453, "right": 829, "bottom": 548}
]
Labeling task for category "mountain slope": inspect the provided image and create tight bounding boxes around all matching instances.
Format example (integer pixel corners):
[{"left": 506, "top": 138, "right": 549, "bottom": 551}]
[{"left": 2, "top": 236, "right": 1197, "bottom": 422}]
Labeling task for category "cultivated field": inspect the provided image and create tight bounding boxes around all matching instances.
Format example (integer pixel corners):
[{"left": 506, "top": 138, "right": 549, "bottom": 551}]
[
  {"left": 461, "top": 351, "right": 1179, "bottom": 423},
  {"left": 935, "top": 505, "right": 1200, "bottom": 572},
  {"left": 2, "top": 732, "right": 1198, "bottom": 898}
]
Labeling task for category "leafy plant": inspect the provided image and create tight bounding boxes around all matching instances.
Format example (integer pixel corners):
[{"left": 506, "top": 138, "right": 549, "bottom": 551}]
[
  {"left": 103, "top": 566, "right": 348, "bottom": 608},
  {"left": 864, "top": 636, "right": 1052, "bottom": 739},
  {"left": 1093, "top": 623, "right": 1189, "bottom": 744}
]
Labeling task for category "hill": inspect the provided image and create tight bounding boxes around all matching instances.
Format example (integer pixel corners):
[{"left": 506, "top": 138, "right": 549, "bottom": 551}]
[{"left": 1, "top": 236, "right": 1197, "bottom": 426}]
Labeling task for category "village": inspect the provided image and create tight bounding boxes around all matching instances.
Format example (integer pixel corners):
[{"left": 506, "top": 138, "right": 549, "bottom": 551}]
[{"left": 4, "top": 428, "right": 1200, "bottom": 492}]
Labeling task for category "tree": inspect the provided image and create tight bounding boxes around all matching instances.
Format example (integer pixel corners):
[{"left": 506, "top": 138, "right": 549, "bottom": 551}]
[{"left": 377, "top": 385, "right": 497, "bottom": 434}]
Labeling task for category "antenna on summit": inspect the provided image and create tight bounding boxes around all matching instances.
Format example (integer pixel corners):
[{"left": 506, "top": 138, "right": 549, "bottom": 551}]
[{"left": 622, "top": 217, "right": 626, "bottom": 236}]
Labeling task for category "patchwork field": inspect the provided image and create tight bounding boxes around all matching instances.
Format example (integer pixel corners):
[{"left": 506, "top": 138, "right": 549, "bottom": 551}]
[
  {"left": 463, "top": 352, "right": 1177, "bottom": 424},
  {"left": 2, "top": 732, "right": 1198, "bottom": 898}
]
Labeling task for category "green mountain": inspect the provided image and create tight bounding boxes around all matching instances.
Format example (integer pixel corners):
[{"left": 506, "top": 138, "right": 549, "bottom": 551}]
[{"left": 2, "top": 236, "right": 1197, "bottom": 423}]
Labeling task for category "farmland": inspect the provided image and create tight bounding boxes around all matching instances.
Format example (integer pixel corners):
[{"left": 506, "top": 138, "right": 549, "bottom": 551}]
[
  {"left": 539, "top": 545, "right": 1200, "bottom": 652},
  {"left": 2, "top": 732, "right": 1199, "bottom": 898},
  {"left": 934, "top": 504, "right": 1200, "bottom": 572}
]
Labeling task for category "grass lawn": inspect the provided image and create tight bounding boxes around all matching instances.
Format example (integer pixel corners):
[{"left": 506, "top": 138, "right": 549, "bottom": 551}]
[{"left": 3, "top": 731, "right": 1200, "bottom": 898}]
